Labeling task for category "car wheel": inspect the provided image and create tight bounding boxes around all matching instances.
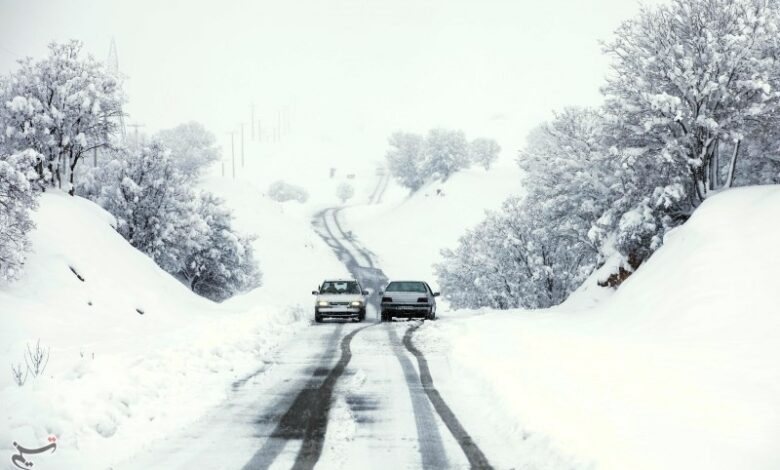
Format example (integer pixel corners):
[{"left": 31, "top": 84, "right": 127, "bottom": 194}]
[{"left": 315, "top": 314, "right": 323, "bottom": 323}]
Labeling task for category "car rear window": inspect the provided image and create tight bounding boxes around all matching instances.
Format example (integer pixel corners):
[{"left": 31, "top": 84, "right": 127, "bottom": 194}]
[
  {"left": 386, "top": 282, "right": 426, "bottom": 293},
  {"left": 320, "top": 281, "right": 361, "bottom": 294}
]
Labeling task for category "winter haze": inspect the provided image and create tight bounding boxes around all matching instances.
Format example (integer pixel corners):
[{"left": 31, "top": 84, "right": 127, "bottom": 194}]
[{"left": 1, "top": 0, "right": 662, "bottom": 161}]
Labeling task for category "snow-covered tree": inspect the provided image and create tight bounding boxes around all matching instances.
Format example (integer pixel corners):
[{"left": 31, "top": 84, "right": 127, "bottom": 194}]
[
  {"left": 386, "top": 129, "right": 500, "bottom": 190},
  {"left": 180, "top": 193, "right": 261, "bottom": 301},
  {"left": 336, "top": 182, "right": 355, "bottom": 204},
  {"left": 602, "top": 0, "right": 780, "bottom": 203},
  {"left": 469, "top": 138, "right": 501, "bottom": 169},
  {"left": 154, "top": 122, "right": 220, "bottom": 179},
  {"left": 0, "top": 150, "right": 39, "bottom": 281},
  {"left": 385, "top": 132, "right": 425, "bottom": 191},
  {"left": 0, "top": 40, "right": 124, "bottom": 194},
  {"left": 421, "top": 128, "right": 470, "bottom": 180}
]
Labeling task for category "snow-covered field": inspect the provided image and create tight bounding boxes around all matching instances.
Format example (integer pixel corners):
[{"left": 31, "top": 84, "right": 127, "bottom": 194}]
[{"left": 399, "top": 186, "right": 780, "bottom": 470}]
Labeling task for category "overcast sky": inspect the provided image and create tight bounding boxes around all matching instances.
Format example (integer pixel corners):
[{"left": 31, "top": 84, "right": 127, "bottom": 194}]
[{"left": 0, "top": 0, "right": 664, "bottom": 162}]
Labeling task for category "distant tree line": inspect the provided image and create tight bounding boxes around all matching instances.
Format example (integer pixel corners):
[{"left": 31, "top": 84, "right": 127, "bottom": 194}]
[
  {"left": 0, "top": 41, "right": 259, "bottom": 301},
  {"left": 438, "top": 0, "right": 780, "bottom": 310},
  {"left": 385, "top": 129, "right": 500, "bottom": 191}
]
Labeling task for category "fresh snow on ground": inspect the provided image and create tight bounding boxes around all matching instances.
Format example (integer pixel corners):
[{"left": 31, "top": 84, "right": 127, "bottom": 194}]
[
  {"left": 404, "top": 186, "right": 780, "bottom": 470},
  {"left": 0, "top": 184, "right": 343, "bottom": 469}
]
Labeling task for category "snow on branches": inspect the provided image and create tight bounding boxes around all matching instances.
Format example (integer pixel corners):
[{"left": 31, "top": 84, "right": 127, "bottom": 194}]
[{"left": 0, "top": 40, "right": 124, "bottom": 194}]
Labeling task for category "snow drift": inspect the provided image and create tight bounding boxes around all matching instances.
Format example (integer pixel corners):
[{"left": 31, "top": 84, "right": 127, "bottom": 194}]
[{"left": 411, "top": 186, "right": 780, "bottom": 470}]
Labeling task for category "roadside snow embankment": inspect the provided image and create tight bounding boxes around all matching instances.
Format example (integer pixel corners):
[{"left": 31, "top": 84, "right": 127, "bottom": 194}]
[
  {"left": 0, "top": 191, "right": 325, "bottom": 469},
  {"left": 416, "top": 186, "right": 780, "bottom": 470}
]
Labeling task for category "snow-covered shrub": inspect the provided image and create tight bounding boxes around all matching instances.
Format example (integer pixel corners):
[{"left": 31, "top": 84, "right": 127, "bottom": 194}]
[
  {"left": 469, "top": 138, "right": 501, "bottom": 170},
  {"left": 180, "top": 193, "right": 261, "bottom": 301},
  {"left": 436, "top": 197, "right": 590, "bottom": 310},
  {"left": 154, "top": 121, "right": 221, "bottom": 178},
  {"left": 268, "top": 180, "right": 309, "bottom": 203},
  {"left": 0, "top": 40, "right": 124, "bottom": 194},
  {"left": 0, "top": 150, "right": 40, "bottom": 281},
  {"left": 336, "top": 182, "right": 355, "bottom": 203}
]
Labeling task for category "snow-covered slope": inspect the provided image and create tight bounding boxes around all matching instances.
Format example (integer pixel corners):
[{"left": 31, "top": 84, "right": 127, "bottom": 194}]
[
  {"left": 413, "top": 185, "right": 780, "bottom": 470},
  {"left": 341, "top": 162, "right": 522, "bottom": 286},
  {"left": 0, "top": 190, "right": 338, "bottom": 469}
]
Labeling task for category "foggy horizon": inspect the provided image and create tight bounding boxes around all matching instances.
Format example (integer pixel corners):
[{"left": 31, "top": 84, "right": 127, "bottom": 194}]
[{"left": 1, "top": 0, "right": 662, "bottom": 163}]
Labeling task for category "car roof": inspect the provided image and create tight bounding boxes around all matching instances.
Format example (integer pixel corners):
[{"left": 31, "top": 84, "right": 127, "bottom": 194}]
[
  {"left": 322, "top": 278, "right": 358, "bottom": 283},
  {"left": 387, "top": 280, "right": 426, "bottom": 283}
]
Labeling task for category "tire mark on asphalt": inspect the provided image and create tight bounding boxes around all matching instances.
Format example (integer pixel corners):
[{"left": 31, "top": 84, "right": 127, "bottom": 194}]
[
  {"left": 404, "top": 323, "right": 494, "bottom": 469},
  {"left": 387, "top": 325, "right": 450, "bottom": 469},
  {"left": 242, "top": 324, "right": 374, "bottom": 470}
]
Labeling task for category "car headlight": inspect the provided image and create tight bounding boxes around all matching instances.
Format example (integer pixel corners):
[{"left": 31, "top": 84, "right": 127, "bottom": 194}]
[
  {"left": 350, "top": 301, "right": 364, "bottom": 307},
  {"left": 317, "top": 301, "right": 329, "bottom": 307}
]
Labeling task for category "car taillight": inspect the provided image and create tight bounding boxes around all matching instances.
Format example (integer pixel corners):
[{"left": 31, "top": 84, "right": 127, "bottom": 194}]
[
  {"left": 417, "top": 297, "right": 428, "bottom": 303},
  {"left": 382, "top": 296, "right": 392, "bottom": 303}
]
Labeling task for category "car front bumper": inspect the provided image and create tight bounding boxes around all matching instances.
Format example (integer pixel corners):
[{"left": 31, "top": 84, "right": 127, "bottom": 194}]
[
  {"left": 381, "top": 304, "right": 431, "bottom": 317},
  {"left": 316, "top": 306, "right": 364, "bottom": 317}
]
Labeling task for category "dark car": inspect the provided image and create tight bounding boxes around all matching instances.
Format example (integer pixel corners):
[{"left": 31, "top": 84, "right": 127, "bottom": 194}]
[{"left": 379, "top": 280, "right": 439, "bottom": 321}]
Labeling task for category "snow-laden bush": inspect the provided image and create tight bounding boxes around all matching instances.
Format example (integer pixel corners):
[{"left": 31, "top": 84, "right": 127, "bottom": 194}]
[
  {"left": 85, "top": 142, "right": 260, "bottom": 301},
  {"left": 180, "top": 193, "right": 261, "bottom": 301},
  {"left": 0, "top": 150, "right": 40, "bottom": 281},
  {"left": 0, "top": 40, "right": 123, "bottom": 194},
  {"left": 436, "top": 197, "right": 590, "bottom": 310},
  {"left": 268, "top": 180, "right": 309, "bottom": 203},
  {"left": 385, "top": 129, "right": 501, "bottom": 191}
]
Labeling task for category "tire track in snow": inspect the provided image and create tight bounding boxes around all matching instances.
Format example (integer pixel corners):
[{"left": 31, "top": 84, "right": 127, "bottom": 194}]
[{"left": 403, "top": 323, "right": 494, "bottom": 469}]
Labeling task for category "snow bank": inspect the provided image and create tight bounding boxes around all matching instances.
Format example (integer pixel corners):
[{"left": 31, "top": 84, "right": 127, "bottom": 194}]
[
  {"left": 0, "top": 190, "right": 329, "bottom": 469},
  {"left": 414, "top": 186, "right": 780, "bottom": 470}
]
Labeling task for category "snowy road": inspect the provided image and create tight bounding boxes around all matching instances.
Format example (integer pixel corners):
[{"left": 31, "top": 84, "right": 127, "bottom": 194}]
[{"left": 121, "top": 177, "right": 497, "bottom": 470}]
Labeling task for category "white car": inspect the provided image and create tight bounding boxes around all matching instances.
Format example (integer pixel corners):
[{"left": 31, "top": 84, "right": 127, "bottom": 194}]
[{"left": 312, "top": 279, "right": 368, "bottom": 323}]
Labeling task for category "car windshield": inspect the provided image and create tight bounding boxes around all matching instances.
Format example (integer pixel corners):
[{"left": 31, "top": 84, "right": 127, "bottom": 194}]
[
  {"left": 385, "top": 282, "right": 426, "bottom": 293},
  {"left": 320, "top": 281, "right": 361, "bottom": 294}
]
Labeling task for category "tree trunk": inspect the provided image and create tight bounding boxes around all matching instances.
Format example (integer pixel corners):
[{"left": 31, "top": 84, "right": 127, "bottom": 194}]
[
  {"left": 725, "top": 140, "right": 741, "bottom": 189},
  {"left": 711, "top": 143, "right": 720, "bottom": 189}
]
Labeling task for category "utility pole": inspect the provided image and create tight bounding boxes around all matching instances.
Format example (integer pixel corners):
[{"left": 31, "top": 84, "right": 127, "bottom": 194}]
[
  {"left": 277, "top": 109, "right": 282, "bottom": 140},
  {"left": 230, "top": 131, "right": 235, "bottom": 180},
  {"left": 250, "top": 104, "right": 255, "bottom": 141},
  {"left": 127, "top": 123, "right": 145, "bottom": 147},
  {"left": 240, "top": 122, "right": 245, "bottom": 168},
  {"left": 258, "top": 120, "right": 262, "bottom": 142}
]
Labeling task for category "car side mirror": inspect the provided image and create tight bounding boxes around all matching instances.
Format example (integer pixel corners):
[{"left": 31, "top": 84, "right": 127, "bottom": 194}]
[
  {"left": 312, "top": 290, "right": 319, "bottom": 295},
  {"left": 362, "top": 290, "right": 370, "bottom": 296},
  {"left": 433, "top": 292, "right": 440, "bottom": 297},
  {"left": 378, "top": 291, "right": 384, "bottom": 296}
]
